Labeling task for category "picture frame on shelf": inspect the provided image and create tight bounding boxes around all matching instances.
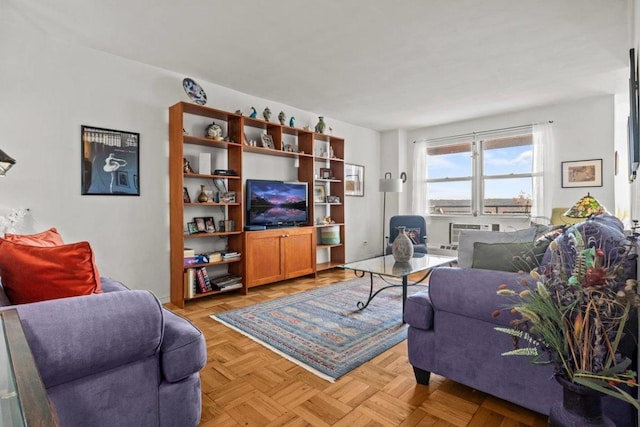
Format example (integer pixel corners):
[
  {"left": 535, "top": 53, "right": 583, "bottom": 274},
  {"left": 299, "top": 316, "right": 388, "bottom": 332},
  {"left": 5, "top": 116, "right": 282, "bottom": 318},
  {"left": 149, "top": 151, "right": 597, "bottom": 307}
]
[
  {"left": 204, "top": 217, "right": 216, "bottom": 232},
  {"left": 187, "top": 222, "right": 199, "bottom": 234},
  {"left": 320, "top": 168, "right": 332, "bottom": 179},
  {"left": 260, "top": 134, "right": 274, "bottom": 149},
  {"left": 314, "top": 186, "right": 326, "bottom": 203},
  {"left": 345, "top": 163, "right": 364, "bottom": 196},
  {"left": 326, "top": 195, "right": 340, "bottom": 204},
  {"left": 194, "top": 217, "right": 206, "bottom": 232},
  {"left": 183, "top": 187, "right": 191, "bottom": 203},
  {"left": 218, "top": 191, "right": 236, "bottom": 203},
  {"left": 81, "top": 125, "right": 140, "bottom": 196},
  {"left": 561, "top": 159, "right": 603, "bottom": 188}
]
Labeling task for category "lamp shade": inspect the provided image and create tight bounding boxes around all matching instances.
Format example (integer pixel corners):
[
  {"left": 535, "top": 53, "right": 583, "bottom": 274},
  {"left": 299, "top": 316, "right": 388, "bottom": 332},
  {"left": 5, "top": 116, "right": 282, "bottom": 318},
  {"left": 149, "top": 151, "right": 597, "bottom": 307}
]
[
  {"left": 563, "top": 193, "right": 608, "bottom": 218},
  {"left": 379, "top": 178, "right": 402, "bottom": 193},
  {"left": 0, "top": 149, "right": 16, "bottom": 177}
]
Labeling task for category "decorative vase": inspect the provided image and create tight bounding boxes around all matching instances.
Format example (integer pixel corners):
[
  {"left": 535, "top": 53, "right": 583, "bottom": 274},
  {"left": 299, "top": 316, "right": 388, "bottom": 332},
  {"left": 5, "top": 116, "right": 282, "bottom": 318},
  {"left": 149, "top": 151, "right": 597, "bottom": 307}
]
[
  {"left": 206, "top": 121, "right": 223, "bottom": 140},
  {"left": 263, "top": 107, "right": 271, "bottom": 121},
  {"left": 548, "top": 375, "right": 614, "bottom": 427},
  {"left": 197, "top": 185, "right": 209, "bottom": 203},
  {"left": 315, "top": 116, "right": 326, "bottom": 134},
  {"left": 289, "top": 116, "right": 295, "bottom": 127},
  {"left": 278, "top": 111, "right": 286, "bottom": 125},
  {"left": 392, "top": 226, "right": 414, "bottom": 262}
]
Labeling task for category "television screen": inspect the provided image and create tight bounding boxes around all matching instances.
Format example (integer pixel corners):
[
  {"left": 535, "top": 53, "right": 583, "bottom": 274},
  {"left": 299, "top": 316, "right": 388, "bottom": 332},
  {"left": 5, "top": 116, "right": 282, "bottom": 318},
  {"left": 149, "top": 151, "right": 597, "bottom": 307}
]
[{"left": 246, "top": 179, "right": 309, "bottom": 226}]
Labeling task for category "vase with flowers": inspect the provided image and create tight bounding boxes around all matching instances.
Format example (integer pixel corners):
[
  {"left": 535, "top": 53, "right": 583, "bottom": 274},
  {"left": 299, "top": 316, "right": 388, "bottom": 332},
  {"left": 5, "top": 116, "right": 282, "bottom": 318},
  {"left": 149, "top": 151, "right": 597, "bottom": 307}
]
[{"left": 494, "top": 216, "right": 640, "bottom": 425}]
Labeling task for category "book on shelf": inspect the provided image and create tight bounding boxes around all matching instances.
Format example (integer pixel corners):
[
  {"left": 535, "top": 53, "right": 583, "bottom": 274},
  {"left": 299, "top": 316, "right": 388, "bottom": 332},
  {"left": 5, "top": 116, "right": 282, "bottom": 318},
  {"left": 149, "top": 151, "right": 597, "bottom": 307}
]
[
  {"left": 218, "top": 282, "right": 242, "bottom": 291},
  {"left": 183, "top": 268, "right": 196, "bottom": 299},
  {"left": 183, "top": 248, "right": 196, "bottom": 257},
  {"left": 221, "top": 251, "right": 241, "bottom": 260},
  {"left": 184, "top": 254, "right": 209, "bottom": 266},
  {"left": 209, "top": 273, "right": 242, "bottom": 290},
  {"left": 207, "top": 251, "right": 222, "bottom": 262},
  {"left": 195, "top": 267, "right": 213, "bottom": 293}
]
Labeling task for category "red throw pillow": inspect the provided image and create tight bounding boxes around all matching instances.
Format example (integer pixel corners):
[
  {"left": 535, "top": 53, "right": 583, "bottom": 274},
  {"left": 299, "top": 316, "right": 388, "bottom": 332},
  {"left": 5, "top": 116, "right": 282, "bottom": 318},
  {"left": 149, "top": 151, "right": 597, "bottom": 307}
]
[
  {"left": 4, "top": 228, "right": 64, "bottom": 247},
  {"left": 0, "top": 239, "right": 102, "bottom": 304}
]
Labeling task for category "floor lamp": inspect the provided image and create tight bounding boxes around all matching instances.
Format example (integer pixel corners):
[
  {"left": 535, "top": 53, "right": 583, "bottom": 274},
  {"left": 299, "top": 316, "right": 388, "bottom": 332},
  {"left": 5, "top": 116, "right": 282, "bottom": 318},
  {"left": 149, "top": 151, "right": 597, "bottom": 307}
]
[{"left": 379, "top": 172, "right": 404, "bottom": 255}]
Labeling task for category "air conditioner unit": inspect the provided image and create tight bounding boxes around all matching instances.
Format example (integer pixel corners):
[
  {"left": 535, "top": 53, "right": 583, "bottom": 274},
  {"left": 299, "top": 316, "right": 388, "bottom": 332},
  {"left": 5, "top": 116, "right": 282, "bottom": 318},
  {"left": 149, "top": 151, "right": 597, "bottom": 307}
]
[{"left": 449, "top": 223, "right": 500, "bottom": 244}]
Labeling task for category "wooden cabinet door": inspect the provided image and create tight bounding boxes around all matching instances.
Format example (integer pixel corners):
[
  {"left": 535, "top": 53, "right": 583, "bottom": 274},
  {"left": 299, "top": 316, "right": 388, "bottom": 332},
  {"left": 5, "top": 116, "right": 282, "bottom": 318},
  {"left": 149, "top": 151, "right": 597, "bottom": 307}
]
[
  {"left": 244, "top": 230, "right": 285, "bottom": 287},
  {"left": 283, "top": 228, "right": 316, "bottom": 279}
]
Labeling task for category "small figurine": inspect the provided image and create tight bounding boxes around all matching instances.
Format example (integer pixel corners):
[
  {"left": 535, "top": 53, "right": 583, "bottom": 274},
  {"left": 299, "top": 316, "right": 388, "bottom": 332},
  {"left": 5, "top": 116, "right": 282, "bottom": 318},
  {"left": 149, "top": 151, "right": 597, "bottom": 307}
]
[
  {"left": 289, "top": 116, "right": 295, "bottom": 127},
  {"left": 278, "top": 111, "right": 286, "bottom": 125},
  {"left": 263, "top": 107, "right": 272, "bottom": 121},
  {"left": 249, "top": 107, "right": 257, "bottom": 118},
  {"left": 183, "top": 158, "right": 194, "bottom": 174},
  {"left": 235, "top": 109, "right": 243, "bottom": 116}
]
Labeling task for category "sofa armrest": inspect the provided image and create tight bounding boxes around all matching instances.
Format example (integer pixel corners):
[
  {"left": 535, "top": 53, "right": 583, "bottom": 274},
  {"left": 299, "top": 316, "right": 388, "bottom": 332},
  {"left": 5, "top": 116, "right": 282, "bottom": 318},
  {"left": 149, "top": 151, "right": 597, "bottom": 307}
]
[
  {"left": 429, "top": 267, "right": 535, "bottom": 326},
  {"left": 7, "top": 290, "right": 163, "bottom": 388},
  {"left": 161, "top": 308, "right": 206, "bottom": 383},
  {"left": 100, "top": 276, "right": 131, "bottom": 292}
]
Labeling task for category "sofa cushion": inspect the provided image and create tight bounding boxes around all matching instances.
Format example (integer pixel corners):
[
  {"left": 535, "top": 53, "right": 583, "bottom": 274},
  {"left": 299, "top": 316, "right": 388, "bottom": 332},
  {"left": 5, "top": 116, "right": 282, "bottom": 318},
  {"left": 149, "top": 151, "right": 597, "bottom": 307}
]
[
  {"left": 404, "top": 290, "right": 434, "bottom": 330},
  {"left": 471, "top": 240, "right": 549, "bottom": 272},
  {"left": 3, "top": 228, "right": 64, "bottom": 246},
  {"left": 457, "top": 227, "right": 537, "bottom": 268},
  {"left": 0, "top": 239, "right": 102, "bottom": 304}
]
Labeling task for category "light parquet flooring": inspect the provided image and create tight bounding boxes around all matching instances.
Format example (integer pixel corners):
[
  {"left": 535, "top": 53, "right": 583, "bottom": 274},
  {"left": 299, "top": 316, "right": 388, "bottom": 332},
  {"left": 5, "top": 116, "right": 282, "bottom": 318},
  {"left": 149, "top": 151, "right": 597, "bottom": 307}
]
[{"left": 165, "top": 270, "right": 548, "bottom": 427}]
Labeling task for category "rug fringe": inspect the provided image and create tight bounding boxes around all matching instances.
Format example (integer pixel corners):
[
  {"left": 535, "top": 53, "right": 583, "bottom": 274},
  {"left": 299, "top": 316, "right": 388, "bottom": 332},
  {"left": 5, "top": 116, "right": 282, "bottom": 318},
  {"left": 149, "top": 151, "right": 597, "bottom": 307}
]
[{"left": 210, "top": 314, "right": 337, "bottom": 383}]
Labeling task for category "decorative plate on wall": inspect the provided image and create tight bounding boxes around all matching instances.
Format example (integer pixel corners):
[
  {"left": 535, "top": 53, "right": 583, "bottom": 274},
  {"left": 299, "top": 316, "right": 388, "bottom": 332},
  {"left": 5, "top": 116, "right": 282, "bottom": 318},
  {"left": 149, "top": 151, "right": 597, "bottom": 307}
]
[{"left": 182, "top": 78, "right": 207, "bottom": 105}]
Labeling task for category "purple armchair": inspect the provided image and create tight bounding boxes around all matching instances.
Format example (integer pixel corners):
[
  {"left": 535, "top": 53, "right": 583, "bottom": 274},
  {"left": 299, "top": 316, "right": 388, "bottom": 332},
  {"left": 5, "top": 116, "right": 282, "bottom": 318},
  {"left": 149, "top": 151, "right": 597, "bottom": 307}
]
[{"left": 0, "top": 277, "right": 206, "bottom": 427}]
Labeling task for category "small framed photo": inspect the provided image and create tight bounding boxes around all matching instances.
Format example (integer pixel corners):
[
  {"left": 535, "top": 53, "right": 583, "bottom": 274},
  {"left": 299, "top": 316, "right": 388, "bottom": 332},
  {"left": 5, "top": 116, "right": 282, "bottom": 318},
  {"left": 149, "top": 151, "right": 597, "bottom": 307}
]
[
  {"left": 187, "top": 222, "right": 199, "bottom": 234},
  {"left": 194, "top": 217, "right": 206, "bottom": 232},
  {"left": 561, "top": 159, "right": 603, "bottom": 188},
  {"left": 326, "top": 195, "right": 340, "bottom": 204},
  {"left": 204, "top": 217, "right": 216, "bottom": 232},
  {"left": 345, "top": 163, "right": 365, "bottom": 197},
  {"left": 320, "top": 168, "right": 332, "bottom": 179},
  {"left": 183, "top": 187, "right": 191, "bottom": 203},
  {"left": 314, "top": 186, "right": 326, "bottom": 203},
  {"left": 260, "top": 134, "right": 274, "bottom": 149},
  {"left": 218, "top": 191, "right": 236, "bottom": 203}
]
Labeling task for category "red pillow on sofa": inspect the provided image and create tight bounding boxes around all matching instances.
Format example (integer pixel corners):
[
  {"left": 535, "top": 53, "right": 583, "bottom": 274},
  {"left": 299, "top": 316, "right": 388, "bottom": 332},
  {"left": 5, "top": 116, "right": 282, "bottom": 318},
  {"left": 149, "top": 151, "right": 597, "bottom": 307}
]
[
  {"left": 0, "top": 239, "right": 102, "bottom": 304},
  {"left": 4, "top": 228, "right": 64, "bottom": 246}
]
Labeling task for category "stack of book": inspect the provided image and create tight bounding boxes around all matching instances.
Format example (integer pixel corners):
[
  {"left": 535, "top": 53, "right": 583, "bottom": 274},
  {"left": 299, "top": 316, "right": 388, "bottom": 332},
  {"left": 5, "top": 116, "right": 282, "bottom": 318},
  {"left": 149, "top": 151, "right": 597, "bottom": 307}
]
[
  {"left": 209, "top": 273, "right": 242, "bottom": 291},
  {"left": 221, "top": 251, "right": 241, "bottom": 260}
]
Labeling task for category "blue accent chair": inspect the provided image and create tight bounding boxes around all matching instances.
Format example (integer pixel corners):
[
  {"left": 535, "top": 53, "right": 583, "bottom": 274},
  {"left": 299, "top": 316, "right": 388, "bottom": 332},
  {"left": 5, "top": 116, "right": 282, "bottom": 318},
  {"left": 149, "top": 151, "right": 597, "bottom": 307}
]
[{"left": 385, "top": 215, "right": 428, "bottom": 255}]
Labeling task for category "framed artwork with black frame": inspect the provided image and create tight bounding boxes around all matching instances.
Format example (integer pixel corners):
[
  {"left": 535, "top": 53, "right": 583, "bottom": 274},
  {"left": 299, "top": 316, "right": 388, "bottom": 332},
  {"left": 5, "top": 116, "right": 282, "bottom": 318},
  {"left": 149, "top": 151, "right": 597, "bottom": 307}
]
[
  {"left": 344, "top": 163, "right": 364, "bottom": 196},
  {"left": 194, "top": 217, "right": 206, "bottom": 232},
  {"left": 320, "top": 168, "right": 332, "bottom": 180},
  {"left": 561, "top": 159, "right": 603, "bottom": 188},
  {"left": 187, "top": 222, "right": 199, "bottom": 234},
  {"left": 81, "top": 125, "right": 140, "bottom": 196}
]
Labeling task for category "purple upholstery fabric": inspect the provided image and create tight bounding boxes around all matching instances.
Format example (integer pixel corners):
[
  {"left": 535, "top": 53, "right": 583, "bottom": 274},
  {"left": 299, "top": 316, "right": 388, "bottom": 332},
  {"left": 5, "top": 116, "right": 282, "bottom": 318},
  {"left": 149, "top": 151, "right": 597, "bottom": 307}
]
[
  {"left": 0, "top": 279, "right": 205, "bottom": 426},
  {"left": 161, "top": 308, "right": 207, "bottom": 383},
  {"left": 406, "top": 216, "right": 637, "bottom": 425}
]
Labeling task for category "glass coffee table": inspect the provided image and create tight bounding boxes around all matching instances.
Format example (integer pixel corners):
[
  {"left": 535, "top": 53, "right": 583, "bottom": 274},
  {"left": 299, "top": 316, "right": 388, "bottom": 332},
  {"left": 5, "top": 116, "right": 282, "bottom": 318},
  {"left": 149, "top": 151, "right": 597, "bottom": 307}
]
[{"left": 340, "top": 254, "right": 457, "bottom": 321}]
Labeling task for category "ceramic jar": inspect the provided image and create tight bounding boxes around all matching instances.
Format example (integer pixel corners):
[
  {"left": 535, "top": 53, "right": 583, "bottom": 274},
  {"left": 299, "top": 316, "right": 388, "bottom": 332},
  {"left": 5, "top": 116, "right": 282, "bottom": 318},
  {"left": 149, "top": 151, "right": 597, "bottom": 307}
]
[
  {"left": 263, "top": 107, "right": 272, "bottom": 121},
  {"left": 315, "top": 116, "right": 326, "bottom": 134},
  {"left": 392, "top": 226, "right": 414, "bottom": 262},
  {"left": 278, "top": 111, "right": 286, "bottom": 125},
  {"left": 206, "top": 122, "right": 223, "bottom": 140}
]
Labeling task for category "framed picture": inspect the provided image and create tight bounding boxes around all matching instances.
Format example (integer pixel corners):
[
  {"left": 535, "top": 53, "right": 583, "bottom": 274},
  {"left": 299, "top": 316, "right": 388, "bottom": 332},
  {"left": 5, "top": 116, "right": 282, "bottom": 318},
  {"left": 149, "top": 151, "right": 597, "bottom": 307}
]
[
  {"left": 187, "top": 222, "right": 199, "bottom": 234},
  {"left": 194, "top": 217, "right": 206, "bottom": 232},
  {"left": 260, "top": 134, "right": 274, "bottom": 149},
  {"left": 81, "top": 125, "right": 140, "bottom": 196},
  {"left": 314, "top": 186, "right": 326, "bottom": 203},
  {"left": 218, "top": 191, "right": 236, "bottom": 203},
  {"left": 326, "top": 195, "right": 340, "bottom": 204},
  {"left": 345, "top": 163, "right": 364, "bottom": 196},
  {"left": 204, "top": 217, "right": 216, "bottom": 232},
  {"left": 183, "top": 187, "right": 191, "bottom": 203},
  {"left": 561, "top": 159, "right": 603, "bottom": 188},
  {"left": 320, "top": 168, "right": 332, "bottom": 180}
]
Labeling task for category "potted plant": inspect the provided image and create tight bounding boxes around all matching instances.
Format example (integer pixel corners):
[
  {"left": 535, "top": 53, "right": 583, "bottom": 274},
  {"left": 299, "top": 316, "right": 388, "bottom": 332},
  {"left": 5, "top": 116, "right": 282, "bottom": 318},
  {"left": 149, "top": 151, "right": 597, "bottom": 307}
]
[{"left": 494, "top": 218, "right": 640, "bottom": 425}]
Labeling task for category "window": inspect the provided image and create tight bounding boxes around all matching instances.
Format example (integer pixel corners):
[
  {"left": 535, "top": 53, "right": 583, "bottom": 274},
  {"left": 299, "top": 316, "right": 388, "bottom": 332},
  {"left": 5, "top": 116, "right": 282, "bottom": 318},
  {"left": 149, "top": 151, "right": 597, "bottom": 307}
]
[{"left": 424, "top": 133, "right": 533, "bottom": 216}]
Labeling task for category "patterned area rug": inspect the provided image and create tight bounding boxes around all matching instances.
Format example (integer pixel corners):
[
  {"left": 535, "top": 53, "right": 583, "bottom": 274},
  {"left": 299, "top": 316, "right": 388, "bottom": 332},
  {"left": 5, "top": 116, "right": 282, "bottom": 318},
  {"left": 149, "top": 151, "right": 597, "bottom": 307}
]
[{"left": 211, "top": 276, "right": 425, "bottom": 382}]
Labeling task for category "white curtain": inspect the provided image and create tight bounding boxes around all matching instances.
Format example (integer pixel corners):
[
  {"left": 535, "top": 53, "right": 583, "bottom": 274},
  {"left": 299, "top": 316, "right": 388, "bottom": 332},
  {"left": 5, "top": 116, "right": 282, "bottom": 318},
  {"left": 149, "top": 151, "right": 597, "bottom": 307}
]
[
  {"left": 411, "top": 142, "right": 427, "bottom": 214},
  {"left": 531, "top": 122, "right": 554, "bottom": 222}
]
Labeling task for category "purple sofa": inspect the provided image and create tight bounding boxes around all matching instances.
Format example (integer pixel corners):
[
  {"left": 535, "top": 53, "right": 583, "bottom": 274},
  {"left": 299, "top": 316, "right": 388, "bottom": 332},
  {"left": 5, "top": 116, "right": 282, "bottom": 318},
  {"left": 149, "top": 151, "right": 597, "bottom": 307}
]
[
  {"left": 405, "top": 216, "right": 637, "bottom": 426},
  {"left": 0, "top": 277, "right": 206, "bottom": 427}
]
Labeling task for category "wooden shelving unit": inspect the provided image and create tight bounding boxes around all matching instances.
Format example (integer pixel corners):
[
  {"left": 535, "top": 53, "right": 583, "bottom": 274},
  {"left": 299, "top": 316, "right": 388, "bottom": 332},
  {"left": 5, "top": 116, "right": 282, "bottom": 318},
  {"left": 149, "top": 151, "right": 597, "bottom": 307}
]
[{"left": 169, "top": 102, "right": 346, "bottom": 307}]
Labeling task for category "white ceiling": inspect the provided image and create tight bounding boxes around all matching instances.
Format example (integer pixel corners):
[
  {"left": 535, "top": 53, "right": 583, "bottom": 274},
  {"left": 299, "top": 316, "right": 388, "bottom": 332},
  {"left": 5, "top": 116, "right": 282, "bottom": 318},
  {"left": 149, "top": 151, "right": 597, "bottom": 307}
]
[{"left": 9, "top": 0, "right": 631, "bottom": 131}]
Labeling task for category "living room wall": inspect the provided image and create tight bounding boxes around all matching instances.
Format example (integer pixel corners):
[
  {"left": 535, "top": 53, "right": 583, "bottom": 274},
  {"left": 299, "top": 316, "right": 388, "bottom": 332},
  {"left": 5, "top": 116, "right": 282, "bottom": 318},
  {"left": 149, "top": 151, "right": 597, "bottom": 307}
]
[
  {"left": 0, "top": 8, "right": 381, "bottom": 301},
  {"left": 383, "top": 95, "right": 621, "bottom": 246}
]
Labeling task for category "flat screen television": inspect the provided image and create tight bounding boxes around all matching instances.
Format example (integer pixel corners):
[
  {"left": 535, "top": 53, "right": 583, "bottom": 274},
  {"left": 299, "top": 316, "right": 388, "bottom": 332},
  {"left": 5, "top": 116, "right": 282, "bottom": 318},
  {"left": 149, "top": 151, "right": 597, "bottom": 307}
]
[
  {"left": 629, "top": 48, "right": 639, "bottom": 182},
  {"left": 246, "top": 179, "right": 309, "bottom": 227}
]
